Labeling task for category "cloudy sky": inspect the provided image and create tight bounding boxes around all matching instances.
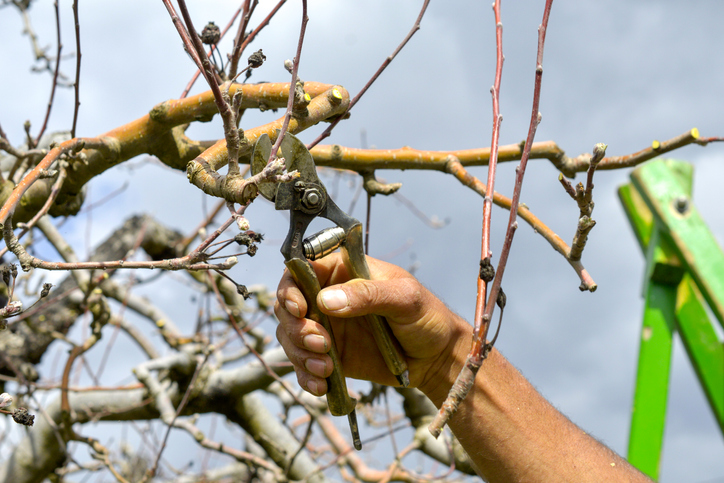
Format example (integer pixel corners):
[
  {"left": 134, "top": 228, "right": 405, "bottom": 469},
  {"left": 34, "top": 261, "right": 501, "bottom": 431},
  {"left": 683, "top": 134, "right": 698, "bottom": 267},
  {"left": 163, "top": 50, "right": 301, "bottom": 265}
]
[{"left": 1, "top": 1, "right": 723, "bottom": 481}]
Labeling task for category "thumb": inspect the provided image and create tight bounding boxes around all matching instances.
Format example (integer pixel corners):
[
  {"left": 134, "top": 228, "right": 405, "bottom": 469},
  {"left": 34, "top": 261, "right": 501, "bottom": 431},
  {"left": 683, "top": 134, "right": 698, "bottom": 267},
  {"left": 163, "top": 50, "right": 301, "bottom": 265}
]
[{"left": 317, "top": 277, "right": 425, "bottom": 324}]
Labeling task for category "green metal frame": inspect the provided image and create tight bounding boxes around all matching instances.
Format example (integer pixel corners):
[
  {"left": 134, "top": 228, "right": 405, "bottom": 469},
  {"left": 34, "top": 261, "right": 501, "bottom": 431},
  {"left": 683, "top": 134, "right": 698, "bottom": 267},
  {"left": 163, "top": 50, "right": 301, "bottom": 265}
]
[{"left": 618, "top": 159, "right": 724, "bottom": 480}]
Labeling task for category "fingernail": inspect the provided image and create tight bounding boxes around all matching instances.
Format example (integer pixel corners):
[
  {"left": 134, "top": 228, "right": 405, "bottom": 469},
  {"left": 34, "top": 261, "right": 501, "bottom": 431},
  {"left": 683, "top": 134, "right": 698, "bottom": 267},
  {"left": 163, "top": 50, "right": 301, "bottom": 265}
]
[
  {"left": 303, "top": 334, "right": 327, "bottom": 352},
  {"left": 285, "top": 300, "right": 301, "bottom": 317},
  {"left": 305, "top": 358, "right": 327, "bottom": 377},
  {"left": 307, "top": 379, "right": 319, "bottom": 395},
  {"left": 320, "top": 289, "right": 348, "bottom": 311}
]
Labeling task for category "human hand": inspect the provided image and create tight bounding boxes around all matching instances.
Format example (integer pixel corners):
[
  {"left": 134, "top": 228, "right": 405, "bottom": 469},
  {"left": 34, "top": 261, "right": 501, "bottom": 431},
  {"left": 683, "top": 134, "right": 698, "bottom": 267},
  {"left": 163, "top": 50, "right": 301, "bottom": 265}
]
[
  {"left": 278, "top": 256, "right": 656, "bottom": 483},
  {"left": 274, "top": 253, "right": 470, "bottom": 402}
]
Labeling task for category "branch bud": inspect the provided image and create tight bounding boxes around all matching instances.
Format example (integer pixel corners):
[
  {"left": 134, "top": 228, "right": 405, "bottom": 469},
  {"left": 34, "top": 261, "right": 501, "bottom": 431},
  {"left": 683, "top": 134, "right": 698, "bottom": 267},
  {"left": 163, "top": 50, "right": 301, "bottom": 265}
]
[
  {"left": 12, "top": 407, "right": 34, "bottom": 426},
  {"left": 496, "top": 288, "right": 506, "bottom": 309},
  {"left": 236, "top": 283, "right": 251, "bottom": 300},
  {"left": 201, "top": 22, "right": 221, "bottom": 45},
  {"left": 1, "top": 266, "right": 10, "bottom": 287},
  {"left": 590, "top": 143, "right": 607, "bottom": 166},
  {"left": 479, "top": 258, "right": 495, "bottom": 282},
  {"left": 235, "top": 216, "right": 250, "bottom": 231},
  {"left": 248, "top": 49, "right": 266, "bottom": 68}
]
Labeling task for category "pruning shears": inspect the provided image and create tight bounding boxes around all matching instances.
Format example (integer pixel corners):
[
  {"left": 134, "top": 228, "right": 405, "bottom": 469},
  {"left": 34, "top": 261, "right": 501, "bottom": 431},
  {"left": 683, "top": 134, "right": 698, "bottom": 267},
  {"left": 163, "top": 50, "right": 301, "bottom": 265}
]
[{"left": 252, "top": 132, "right": 409, "bottom": 450}]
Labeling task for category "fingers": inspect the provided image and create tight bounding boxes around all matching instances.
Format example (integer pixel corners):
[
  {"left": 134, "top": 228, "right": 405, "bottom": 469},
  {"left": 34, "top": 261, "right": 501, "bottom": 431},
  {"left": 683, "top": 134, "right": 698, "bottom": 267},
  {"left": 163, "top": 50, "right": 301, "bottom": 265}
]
[
  {"left": 275, "top": 254, "right": 352, "bottom": 318},
  {"left": 274, "top": 253, "right": 436, "bottom": 392},
  {"left": 274, "top": 299, "right": 333, "bottom": 396},
  {"left": 276, "top": 269, "right": 306, "bottom": 319}
]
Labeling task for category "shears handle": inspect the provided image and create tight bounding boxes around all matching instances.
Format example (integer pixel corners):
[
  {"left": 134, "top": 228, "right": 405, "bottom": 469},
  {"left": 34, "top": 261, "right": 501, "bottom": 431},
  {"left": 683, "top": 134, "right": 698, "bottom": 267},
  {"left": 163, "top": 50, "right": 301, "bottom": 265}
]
[
  {"left": 284, "top": 257, "right": 362, "bottom": 450},
  {"left": 341, "top": 225, "right": 410, "bottom": 387}
]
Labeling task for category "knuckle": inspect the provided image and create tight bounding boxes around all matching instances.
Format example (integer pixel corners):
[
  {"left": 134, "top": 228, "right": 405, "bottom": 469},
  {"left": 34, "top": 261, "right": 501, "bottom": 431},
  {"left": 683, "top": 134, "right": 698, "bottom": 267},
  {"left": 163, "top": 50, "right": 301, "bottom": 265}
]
[
  {"left": 362, "top": 276, "right": 425, "bottom": 315},
  {"left": 276, "top": 286, "right": 294, "bottom": 306},
  {"left": 275, "top": 323, "right": 285, "bottom": 343},
  {"left": 399, "top": 278, "right": 425, "bottom": 314},
  {"left": 356, "top": 279, "right": 381, "bottom": 304}
]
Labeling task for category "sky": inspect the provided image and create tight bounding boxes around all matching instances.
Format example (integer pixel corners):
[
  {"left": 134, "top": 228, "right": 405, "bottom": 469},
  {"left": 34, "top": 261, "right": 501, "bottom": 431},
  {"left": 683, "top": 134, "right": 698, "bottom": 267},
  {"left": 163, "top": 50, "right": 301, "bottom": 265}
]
[{"left": 1, "top": 1, "right": 723, "bottom": 481}]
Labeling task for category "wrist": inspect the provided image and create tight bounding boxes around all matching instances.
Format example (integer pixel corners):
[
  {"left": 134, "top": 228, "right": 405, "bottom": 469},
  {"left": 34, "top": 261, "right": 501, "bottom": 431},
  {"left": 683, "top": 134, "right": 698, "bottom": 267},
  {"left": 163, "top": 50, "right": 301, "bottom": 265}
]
[{"left": 417, "top": 314, "right": 472, "bottom": 407}]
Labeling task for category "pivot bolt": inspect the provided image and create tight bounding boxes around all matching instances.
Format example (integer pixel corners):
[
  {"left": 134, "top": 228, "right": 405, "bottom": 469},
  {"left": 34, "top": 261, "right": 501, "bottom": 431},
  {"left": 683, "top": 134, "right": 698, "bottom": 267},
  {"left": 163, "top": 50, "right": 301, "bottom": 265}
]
[
  {"left": 305, "top": 191, "right": 320, "bottom": 205},
  {"left": 302, "top": 188, "right": 322, "bottom": 209}
]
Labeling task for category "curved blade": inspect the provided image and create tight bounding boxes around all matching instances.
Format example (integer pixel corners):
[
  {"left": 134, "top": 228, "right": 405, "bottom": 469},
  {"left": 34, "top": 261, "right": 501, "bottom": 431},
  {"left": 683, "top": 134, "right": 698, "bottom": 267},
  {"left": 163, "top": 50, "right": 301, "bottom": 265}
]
[
  {"left": 281, "top": 133, "right": 319, "bottom": 184},
  {"left": 252, "top": 132, "right": 318, "bottom": 204},
  {"left": 274, "top": 132, "right": 322, "bottom": 211},
  {"left": 251, "top": 133, "right": 277, "bottom": 202}
]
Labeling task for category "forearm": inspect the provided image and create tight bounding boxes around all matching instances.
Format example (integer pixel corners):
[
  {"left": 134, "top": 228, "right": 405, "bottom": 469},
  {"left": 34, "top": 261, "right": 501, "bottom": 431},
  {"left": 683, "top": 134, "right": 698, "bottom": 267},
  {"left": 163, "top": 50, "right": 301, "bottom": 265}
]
[
  {"left": 276, "top": 255, "right": 650, "bottom": 481},
  {"left": 421, "top": 317, "right": 651, "bottom": 482}
]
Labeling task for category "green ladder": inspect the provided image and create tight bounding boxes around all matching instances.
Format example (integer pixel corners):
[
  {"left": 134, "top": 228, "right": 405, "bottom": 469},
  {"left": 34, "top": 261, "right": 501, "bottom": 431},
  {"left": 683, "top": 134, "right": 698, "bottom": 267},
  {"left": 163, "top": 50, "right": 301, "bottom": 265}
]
[{"left": 618, "top": 159, "right": 724, "bottom": 480}]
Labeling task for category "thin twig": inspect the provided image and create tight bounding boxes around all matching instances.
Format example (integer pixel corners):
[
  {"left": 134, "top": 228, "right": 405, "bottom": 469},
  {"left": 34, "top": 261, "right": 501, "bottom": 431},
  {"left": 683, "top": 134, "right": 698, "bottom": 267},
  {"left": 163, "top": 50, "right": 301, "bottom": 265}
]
[
  {"left": 3, "top": 212, "right": 238, "bottom": 273},
  {"left": 70, "top": 0, "right": 81, "bottom": 138},
  {"left": 285, "top": 417, "right": 315, "bottom": 478},
  {"left": 446, "top": 157, "right": 596, "bottom": 291},
  {"left": 267, "top": 0, "right": 308, "bottom": 164},
  {"left": 180, "top": 5, "right": 244, "bottom": 98},
  {"left": 234, "top": 0, "right": 257, "bottom": 61},
  {"left": 473, "top": 0, "right": 505, "bottom": 351},
  {"left": 149, "top": 353, "right": 209, "bottom": 478},
  {"left": 228, "top": 0, "right": 263, "bottom": 79},
  {"left": 0, "top": 137, "right": 105, "bottom": 226},
  {"left": 562, "top": 143, "right": 607, "bottom": 262},
  {"left": 174, "top": 0, "right": 245, "bottom": 176},
  {"left": 35, "top": 0, "right": 62, "bottom": 144},
  {"left": 69, "top": 432, "right": 130, "bottom": 483},
  {"left": 316, "top": 416, "right": 418, "bottom": 482},
  {"left": 229, "top": 0, "right": 285, "bottom": 79},
  {"left": 0, "top": 167, "right": 68, "bottom": 259},
  {"left": 430, "top": 0, "right": 555, "bottom": 438},
  {"left": 60, "top": 292, "right": 111, "bottom": 416},
  {"left": 180, "top": 198, "right": 226, "bottom": 252},
  {"left": 480, "top": 0, "right": 554, "bottom": 355},
  {"left": 186, "top": 204, "right": 249, "bottom": 260},
  {"left": 392, "top": 191, "right": 447, "bottom": 229},
  {"left": 307, "top": 0, "right": 430, "bottom": 149},
  {"left": 0, "top": 123, "right": 25, "bottom": 164},
  {"left": 160, "top": 0, "right": 205, "bottom": 76}
]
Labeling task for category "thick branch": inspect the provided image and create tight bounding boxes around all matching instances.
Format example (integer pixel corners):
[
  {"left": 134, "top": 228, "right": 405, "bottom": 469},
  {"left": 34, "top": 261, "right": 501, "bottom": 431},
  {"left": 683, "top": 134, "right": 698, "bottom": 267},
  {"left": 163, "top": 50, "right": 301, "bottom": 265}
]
[
  {"left": 0, "top": 82, "right": 339, "bottom": 225},
  {"left": 308, "top": 128, "right": 718, "bottom": 175},
  {"left": 186, "top": 86, "right": 349, "bottom": 203}
]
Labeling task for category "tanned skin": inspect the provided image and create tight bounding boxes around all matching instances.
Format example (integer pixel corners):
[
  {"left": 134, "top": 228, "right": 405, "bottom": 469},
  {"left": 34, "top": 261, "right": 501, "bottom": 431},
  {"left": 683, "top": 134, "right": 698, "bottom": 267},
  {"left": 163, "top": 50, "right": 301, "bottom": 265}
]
[{"left": 275, "top": 254, "right": 651, "bottom": 482}]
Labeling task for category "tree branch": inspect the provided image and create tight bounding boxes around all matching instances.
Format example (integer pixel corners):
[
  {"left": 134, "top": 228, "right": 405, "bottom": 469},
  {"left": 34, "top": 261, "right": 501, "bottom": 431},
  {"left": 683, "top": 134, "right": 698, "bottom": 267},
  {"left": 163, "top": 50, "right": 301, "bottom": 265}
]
[
  {"left": 430, "top": 0, "right": 556, "bottom": 438},
  {"left": 446, "top": 157, "right": 597, "bottom": 291},
  {"left": 307, "top": 0, "right": 431, "bottom": 149}
]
